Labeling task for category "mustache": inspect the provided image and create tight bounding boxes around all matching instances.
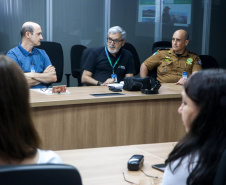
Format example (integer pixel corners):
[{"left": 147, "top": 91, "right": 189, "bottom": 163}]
[{"left": 109, "top": 45, "right": 116, "bottom": 48}]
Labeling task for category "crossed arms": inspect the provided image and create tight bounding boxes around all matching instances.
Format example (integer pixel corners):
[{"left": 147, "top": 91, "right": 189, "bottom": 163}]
[{"left": 24, "top": 65, "right": 57, "bottom": 87}]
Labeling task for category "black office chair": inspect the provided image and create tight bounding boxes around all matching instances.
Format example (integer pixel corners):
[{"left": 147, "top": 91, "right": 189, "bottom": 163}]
[
  {"left": 80, "top": 48, "right": 93, "bottom": 81},
  {"left": 0, "top": 164, "right": 82, "bottom": 185},
  {"left": 148, "top": 41, "right": 171, "bottom": 80},
  {"left": 213, "top": 149, "right": 226, "bottom": 185},
  {"left": 123, "top": 42, "right": 141, "bottom": 75},
  {"left": 152, "top": 41, "right": 171, "bottom": 53},
  {"left": 67, "top": 45, "right": 87, "bottom": 87},
  {"left": 199, "top": 55, "right": 219, "bottom": 69},
  {"left": 36, "top": 41, "right": 64, "bottom": 83}
]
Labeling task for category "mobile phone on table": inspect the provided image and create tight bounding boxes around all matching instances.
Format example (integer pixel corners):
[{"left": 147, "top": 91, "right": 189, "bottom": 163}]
[{"left": 152, "top": 163, "right": 166, "bottom": 172}]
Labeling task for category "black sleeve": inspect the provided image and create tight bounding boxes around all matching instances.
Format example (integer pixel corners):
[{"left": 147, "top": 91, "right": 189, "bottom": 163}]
[{"left": 82, "top": 49, "right": 97, "bottom": 73}]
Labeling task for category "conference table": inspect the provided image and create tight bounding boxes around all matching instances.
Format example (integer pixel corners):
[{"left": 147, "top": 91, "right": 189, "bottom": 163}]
[
  {"left": 30, "top": 83, "right": 185, "bottom": 150},
  {"left": 56, "top": 142, "right": 176, "bottom": 185}
]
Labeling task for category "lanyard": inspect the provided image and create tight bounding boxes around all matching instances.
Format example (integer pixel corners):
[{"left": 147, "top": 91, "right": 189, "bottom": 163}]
[
  {"left": 105, "top": 46, "right": 121, "bottom": 74},
  {"left": 184, "top": 62, "right": 187, "bottom": 71}
]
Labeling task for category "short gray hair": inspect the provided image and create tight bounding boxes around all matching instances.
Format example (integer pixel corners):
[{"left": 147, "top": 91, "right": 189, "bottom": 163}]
[
  {"left": 20, "top": 24, "right": 34, "bottom": 38},
  {"left": 108, "top": 26, "right": 126, "bottom": 40}
]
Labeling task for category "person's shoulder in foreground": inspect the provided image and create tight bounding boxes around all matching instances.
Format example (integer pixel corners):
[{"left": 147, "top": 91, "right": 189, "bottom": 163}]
[
  {"left": 162, "top": 69, "right": 226, "bottom": 184},
  {"left": 37, "top": 149, "right": 62, "bottom": 164},
  {"left": 0, "top": 55, "right": 61, "bottom": 165}
]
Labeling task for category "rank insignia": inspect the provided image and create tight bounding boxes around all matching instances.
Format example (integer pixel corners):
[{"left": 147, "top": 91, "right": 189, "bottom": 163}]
[
  {"left": 186, "top": 58, "right": 193, "bottom": 65},
  {"left": 165, "top": 56, "right": 170, "bottom": 59},
  {"left": 197, "top": 57, "right": 202, "bottom": 65},
  {"left": 153, "top": 52, "right": 157, "bottom": 56}
]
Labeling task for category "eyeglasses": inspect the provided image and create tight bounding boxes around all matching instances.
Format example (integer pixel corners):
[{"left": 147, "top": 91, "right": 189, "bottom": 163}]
[
  {"left": 107, "top": 37, "right": 123, "bottom": 44},
  {"left": 122, "top": 172, "right": 136, "bottom": 184},
  {"left": 122, "top": 170, "right": 161, "bottom": 184}
]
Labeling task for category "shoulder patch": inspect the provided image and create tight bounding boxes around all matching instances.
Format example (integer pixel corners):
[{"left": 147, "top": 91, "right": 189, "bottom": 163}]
[
  {"left": 197, "top": 57, "right": 202, "bottom": 65},
  {"left": 152, "top": 52, "right": 157, "bottom": 56}
]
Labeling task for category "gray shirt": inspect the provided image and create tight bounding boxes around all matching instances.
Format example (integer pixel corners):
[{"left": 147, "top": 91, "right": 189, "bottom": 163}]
[{"left": 162, "top": 155, "right": 198, "bottom": 185}]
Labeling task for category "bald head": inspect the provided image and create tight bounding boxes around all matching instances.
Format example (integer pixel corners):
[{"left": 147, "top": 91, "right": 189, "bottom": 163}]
[
  {"left": 172, "top": 29, "right": 189, "bottom": 54},
  {"left": 20, "top": 22, "right": 41, "bottom": 38},
  {"left": 174, "top": 29, "right": 189, "bottom": 40}
]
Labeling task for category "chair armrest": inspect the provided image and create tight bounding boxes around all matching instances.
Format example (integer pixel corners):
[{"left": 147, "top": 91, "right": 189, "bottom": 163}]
[{"left": 65, "top": 74, "right": 71, "bottom": 87}]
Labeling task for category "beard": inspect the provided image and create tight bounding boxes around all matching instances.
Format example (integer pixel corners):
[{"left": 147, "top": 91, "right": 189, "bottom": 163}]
[{"left": 107, "top": 45, "right": 120, "bottom": 54}]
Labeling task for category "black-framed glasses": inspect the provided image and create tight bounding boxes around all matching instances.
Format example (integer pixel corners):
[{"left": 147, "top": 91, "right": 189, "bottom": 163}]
[{"left": 107, "top": 37, "right": 123, "bottom": 44}]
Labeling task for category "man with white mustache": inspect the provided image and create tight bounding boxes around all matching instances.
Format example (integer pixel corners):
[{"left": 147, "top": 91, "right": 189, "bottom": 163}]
[
  {"left": 140, "top": 29, "right": 202, "bottom": 85},
  {"left": 82, "top": 26, "right": 135, "bottom": 86}
]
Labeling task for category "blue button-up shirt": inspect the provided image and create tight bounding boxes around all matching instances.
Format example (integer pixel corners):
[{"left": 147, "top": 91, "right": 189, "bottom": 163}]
[{"left": 7, "top": 43, "right": 52, "bottom": 88}]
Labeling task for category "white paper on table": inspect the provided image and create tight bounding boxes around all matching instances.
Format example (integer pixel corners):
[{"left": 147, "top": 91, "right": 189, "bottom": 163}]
[{"left": 31, "top": 88, "right": 70, "bottom": 95}]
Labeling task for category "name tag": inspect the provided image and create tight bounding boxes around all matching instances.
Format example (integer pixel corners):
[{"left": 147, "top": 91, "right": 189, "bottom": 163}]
[
  {"left": 30, "top": 65, "right": 35, "bottom": 73},
  {"left": 111, "top": 74, "right": 118, "bottom": 83},
  {"left": 182, "top": 71, "right": 187, "bottom": 79}
]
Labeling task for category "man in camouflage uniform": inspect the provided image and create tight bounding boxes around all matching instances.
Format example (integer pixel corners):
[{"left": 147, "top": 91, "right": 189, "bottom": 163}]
[{"left": 140, "top": 29, "right": 202, "bottom": 85}]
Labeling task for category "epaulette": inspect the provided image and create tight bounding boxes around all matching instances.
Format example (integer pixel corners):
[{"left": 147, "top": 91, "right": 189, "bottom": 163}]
[
  {"left": 158, "top": 48, "right": 170, "bottom": 51},
  {"left": 152, "top": 48, "right": 170, "bottom": 56},
  {"left": 188, "top": 50, "right": 198, "bottom": 55}
]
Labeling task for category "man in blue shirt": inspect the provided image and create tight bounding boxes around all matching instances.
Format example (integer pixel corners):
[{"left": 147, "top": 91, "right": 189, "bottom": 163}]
[{"left": 7, "top": 22, "right": 57, "bottom": 88}]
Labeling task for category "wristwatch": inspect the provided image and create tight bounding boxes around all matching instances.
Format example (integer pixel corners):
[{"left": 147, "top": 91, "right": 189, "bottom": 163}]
[{"left": 97, "top": 81, "right": 103, "bottom": 86}]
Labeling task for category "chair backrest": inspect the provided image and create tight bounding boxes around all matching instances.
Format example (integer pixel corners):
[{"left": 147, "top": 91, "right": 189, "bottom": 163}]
[
  {"left": 0, "top": 164, "right": 82, "bottom": 185},
  {"left": 37, "top": 41, "right": 64, "bottom": 83},
  {"left": 199, "top": 55, "right": 219, "bottom": 69},
  {"left": 152, "top": 41, "right": 171, "bottom": 54},
  {"left": 78, "top": 47, "right": 93, "bottom": 86},
  {"left": 213, "top": 149, "right": 226, "bottom": 185},
  {"left": 149, "top": 41, "right": 172, "bottom": 80},
  {"left": 70, "top": 45, "right": 87, "bottom": 86},
  {"left": 123, "top": 42, "right": 141, "bottom": 75},
  {"left": 81, "top": 48, "right": 93, "bottom": 69}
]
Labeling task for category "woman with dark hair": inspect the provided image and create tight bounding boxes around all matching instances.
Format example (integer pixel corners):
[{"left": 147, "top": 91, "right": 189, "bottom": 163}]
[
  {"left": 162, "top": 69, "right": 226, "bottom": 185},
  {"left": 0, "top": 55, "right": 61, "bottom": 164}
]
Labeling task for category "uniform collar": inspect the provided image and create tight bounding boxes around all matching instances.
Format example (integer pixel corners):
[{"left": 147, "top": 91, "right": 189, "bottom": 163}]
[
  {"left": 18, "top": 43, "right": 38, "bottom": 56},
  {"left": 170, "top": 48, "right": 188, "bottom": 56}
]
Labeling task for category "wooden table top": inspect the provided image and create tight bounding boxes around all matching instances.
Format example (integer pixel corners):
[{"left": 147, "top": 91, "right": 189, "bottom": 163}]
[
  {"left": 30, "top": 83, "right": 183, "bottom": 107},
  {"left": 56, "top": 142, "right": 176, "bottom": 185}
]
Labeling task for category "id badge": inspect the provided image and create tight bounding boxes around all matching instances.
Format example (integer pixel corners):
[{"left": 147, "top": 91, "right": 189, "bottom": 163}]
[
  {"left": 182, "top": 71, "right": 187, "bottom": 79},
  {"left": 111, "top": 74, "right": 118, "bottom": 83},
  {"left": 30, "top": 65, "right": 35, "bottom": 73}
]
